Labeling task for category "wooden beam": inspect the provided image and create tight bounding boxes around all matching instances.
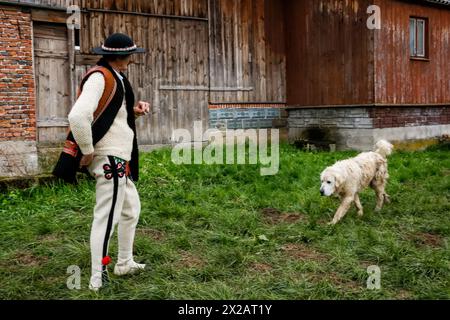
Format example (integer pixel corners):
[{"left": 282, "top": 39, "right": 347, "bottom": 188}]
[
  {"left": 68, "top": 28, "right": 76, "bottom": 105},
  {"left": 84, "top": 8, "right": 208, "bottom": 22},
  {"left": 34, "top": 50, "right": 69, "bottom": 59},
  {"left": 75, "top": 53, "right": 99, "bottom": 66},
  {"left": 37, "top": 118, "right": 69, "bottom": 128},
  {"left": 159, "top": 85, "right": 254, "bottom": 92},
  {"left": 31, "top": 9, "right": 68, "bottom": 24}
]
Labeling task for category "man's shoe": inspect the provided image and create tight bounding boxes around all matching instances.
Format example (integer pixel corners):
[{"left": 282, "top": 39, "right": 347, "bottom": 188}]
[
  {"left": 114, "top": 261, "right": 146, "bottom": 276},
  {"left": 89, "top": 275, "right": 102, "bottom": 292}
]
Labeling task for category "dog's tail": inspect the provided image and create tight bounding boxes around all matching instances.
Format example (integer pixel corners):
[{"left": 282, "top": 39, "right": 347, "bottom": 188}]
[{"left": 374, "top": 140, "right": 394, "bottom": 158}]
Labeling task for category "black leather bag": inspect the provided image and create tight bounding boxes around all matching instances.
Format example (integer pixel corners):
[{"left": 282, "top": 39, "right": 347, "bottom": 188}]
[
  {"left": 52, "top": 145, "right": 82, "bottom": 184},
  {"left": 52, "top": 136, "right": 92, "bottom": 184}
]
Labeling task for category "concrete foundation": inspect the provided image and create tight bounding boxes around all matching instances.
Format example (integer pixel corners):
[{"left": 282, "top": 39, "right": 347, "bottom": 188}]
[
  {"left": 0, "top": 141, "right": 39, "bottom": 177},
  {"left": 288, "top": 106, "right": 450, "bottom": 151}
]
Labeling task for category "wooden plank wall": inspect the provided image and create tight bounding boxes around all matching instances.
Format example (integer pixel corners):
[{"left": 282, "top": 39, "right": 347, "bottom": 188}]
[
  {"left": 76, "top": 1, "right": 209, "bottom": 145},
  {"left": 78, "top": 12, "right": 209, "bottom": 145},
  {"left": 79, "top": 0, "right": 208, "bottom": 17},
  {"left": 208, "top": 0, "right": 286, "bottom": 104},
  {"left": 1, "top": 0, "right": 207, "bottom": 15},
  {"left": 12, "top": 0, "right": 287, "bottom": 145},
  {"left": 284, "top": 0, "right": 375, "bottom": 107},
  {"left": 375, "top": 0, "right": 450, "bottom": 104},
  {"left": 75, "top": 0, "right": 286, "bottom": 145}
]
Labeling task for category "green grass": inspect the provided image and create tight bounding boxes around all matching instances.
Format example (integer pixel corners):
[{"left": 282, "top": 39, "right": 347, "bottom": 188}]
[{"left": 0, "top": 144, "right": 449, "bottom": 300}]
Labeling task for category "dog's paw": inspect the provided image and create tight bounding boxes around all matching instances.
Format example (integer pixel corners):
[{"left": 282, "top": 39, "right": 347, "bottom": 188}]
[
  {"left": 357, "top": 210, "right": 364, "bottom": 217},
  {"left": 384, "top": 194, "right": 391, "bottom": 204}
]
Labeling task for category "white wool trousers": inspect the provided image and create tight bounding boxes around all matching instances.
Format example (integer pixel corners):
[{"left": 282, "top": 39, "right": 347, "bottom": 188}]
[{"left": 87, "top": 155, "right": 141, "bottom": 282}]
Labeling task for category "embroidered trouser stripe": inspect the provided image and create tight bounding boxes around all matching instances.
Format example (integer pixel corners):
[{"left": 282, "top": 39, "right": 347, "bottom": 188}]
[
  {"left": 101, "top": 156, "right": 119, "bottom": 282},
  {"left": 87, "top": 156, "right": 141, "bottom": 288}
]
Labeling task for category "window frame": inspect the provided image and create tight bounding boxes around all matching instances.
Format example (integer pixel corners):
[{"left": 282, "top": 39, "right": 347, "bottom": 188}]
[{"left": 410, "top": 16, "right": 429, "bottom": 60}]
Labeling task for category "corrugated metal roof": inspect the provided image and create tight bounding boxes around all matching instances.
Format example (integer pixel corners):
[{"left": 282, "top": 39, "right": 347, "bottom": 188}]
[{"left": 422, "top": 0, "right": 450, "bottom": 6}]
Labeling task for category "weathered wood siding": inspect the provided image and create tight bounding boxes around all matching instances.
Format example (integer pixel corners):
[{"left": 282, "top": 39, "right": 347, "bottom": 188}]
[
  {"left": 33, "top": 22, "right": 71, "bottom": 143},
  {"left": 284, "top": 0, "right": 374, "bottom": 107},
  {"left": 208, "top": 0, "right": 286, "bottom": 104},
  {"left": 77, "top": 7, "right": 209, "bottom": 145},
  {"left": 4, "top": 0, "right": 287, "bottom": 145},
  {"left": 75, "top": 0, "right": 285, "bottom": 145},
  {"left": 79, "top": 0, "right": 208, "bottom": 17},
  {"left": 375, "top": 0, "right": 450, "bottom": 104}
]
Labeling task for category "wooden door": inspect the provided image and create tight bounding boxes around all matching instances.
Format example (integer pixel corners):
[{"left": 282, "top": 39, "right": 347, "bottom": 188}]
[
  {"left": 33, "top": 22, "right": 71, "bottom": 144},
  {"left": 134, "top": 18, "right": 210, "bottom": 145}
]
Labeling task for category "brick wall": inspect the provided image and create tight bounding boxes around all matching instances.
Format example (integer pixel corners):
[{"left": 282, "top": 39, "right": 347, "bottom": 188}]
[
  {"left": 0, "top": 6, "right": 36, "bottom": 142},
  {"left": 0, "top": 6, "right": 38, "bottom": 177},
  {"left": 370, "top": 107, "right": 450, "bottom": 129}
]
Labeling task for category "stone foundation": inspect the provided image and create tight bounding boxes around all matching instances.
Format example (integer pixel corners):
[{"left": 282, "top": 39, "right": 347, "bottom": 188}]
[
  {"left": 0, "top": 141, "right": 39, "bottom": 177},
  {"left": 288, "top": 106, "right": 450, "bottom": 151},
  {"left": 209, "top": 104, "right": 287, "bottom": 130}
]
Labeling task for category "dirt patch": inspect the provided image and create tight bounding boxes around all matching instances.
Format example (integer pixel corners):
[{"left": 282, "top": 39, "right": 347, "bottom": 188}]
[
  {"left": 360, "top": 261, "right": 379, "bottom": 269},
  {"left": 177, "top": 251, "right": 205, "bottom": 269},
  {"left": 0, "top": 175, "right": 58, "bottom": 192},
  {"left": 38, "top": 234, "right": 60, "bottom": 242},
  {"left": 280, "top": 243, "right": 328, "bottom": 262},
  {"left": 306, "top": 272, "right": 361, "bottom": 291},
  {"left": 261, "top": 208, "right": 307, "bottom": 225},
  {"left": 152, "top": 177, "right": 170, "bottom": 186},
  {"left": 12, "top": 251, "right": 48, "bottom": 267},
  {"left": 397, "top": 290, "right": 413, "bottom": 300},
  {"left": 327, "top": 272, "right": 361, "bottom": 290},
  {"left": 317, "top": 218, "right": 331, "bottom": 225},
  {"left": 249, "top": 262, "right": 273, "bottom": 273},
  {"left": 394, "top": 138, "right": 440, "bottom": 151},
  {"left": 137, "top": 228, "right": 166, "bottom": 241},
  {"left": 408, "top": 232, "right": 444, "bottom": 248}
]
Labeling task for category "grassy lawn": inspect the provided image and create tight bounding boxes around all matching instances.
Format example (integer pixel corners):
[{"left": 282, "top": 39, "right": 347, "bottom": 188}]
[{"left": 0, "top": 143, "right": 449, "bottom": 300}]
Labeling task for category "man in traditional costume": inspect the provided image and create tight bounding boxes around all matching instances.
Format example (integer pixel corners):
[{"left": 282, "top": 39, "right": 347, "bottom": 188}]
[{"left": 55, "top": 33, "right": 150, "bottom": 291}]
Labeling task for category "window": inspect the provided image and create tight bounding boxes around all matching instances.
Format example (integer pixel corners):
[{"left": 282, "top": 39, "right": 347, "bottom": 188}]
[
  {"left": 74, "top": 28, "right": 80, "bottom": 51},
  {"left": 410, "top": 17, "right": 428, "bottom": 59}
]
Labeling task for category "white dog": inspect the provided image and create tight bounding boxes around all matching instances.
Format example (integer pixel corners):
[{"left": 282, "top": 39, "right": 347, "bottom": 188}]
[{"left": 320, "top": 140, "right": 394, "bottom": 225}]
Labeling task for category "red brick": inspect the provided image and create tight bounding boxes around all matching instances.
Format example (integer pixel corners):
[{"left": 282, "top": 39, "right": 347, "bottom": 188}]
[
  {"left": 371, "top": 106, "right": 450, "bottom": 128},
  {"left": 0, "top": 9, "right": 35, "bottom": 142}
]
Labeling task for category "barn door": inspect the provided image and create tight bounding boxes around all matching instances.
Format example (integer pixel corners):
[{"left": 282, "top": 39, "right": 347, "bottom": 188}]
[
  {"left": 33, "top": 22, "right": 71, "bottom": 144},
  {"left": 130, "top": 18, "right": 210, "bottom": 146}
]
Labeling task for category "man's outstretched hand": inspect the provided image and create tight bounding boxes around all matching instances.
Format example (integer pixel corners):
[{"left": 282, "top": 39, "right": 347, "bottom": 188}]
[{"left": 134, "top": 101, "right": 151, "bottom": 117}]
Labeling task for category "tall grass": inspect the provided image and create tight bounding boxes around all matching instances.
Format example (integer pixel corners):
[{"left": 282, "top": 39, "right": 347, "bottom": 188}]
[{"left": 0, "top": 144, "right": 449, "bottom": 299}]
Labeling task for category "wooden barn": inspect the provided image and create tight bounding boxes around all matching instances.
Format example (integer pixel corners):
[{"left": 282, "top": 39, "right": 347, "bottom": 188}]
[
  {"left": 0, "top": 0, "right": 449, "bottom": 178},
  {"left": 286, "top": 0, "right": 450, "bottom": 150},
  {"left": 0, "top": 0, "right": 287, "bottom": 177}
]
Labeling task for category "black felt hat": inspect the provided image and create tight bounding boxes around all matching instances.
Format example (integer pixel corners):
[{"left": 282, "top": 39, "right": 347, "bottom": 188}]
[{"left": 92, "top": 33, "right": 145, "bottom": 55}]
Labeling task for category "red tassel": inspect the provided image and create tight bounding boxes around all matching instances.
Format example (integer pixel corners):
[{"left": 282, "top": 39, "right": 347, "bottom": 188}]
[{"left": 102, "top": 256, "right": 112, "bottom": 266}]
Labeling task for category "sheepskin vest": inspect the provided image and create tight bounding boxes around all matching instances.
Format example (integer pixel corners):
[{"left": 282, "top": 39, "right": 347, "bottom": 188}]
[{"left": 53, "top": 58, "right": 139, "bottom": 184}]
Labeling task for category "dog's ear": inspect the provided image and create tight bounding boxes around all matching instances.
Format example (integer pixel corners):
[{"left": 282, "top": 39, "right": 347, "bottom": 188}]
[{"left": 334, "top": 172, "right": 344, "bottom": 189}]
